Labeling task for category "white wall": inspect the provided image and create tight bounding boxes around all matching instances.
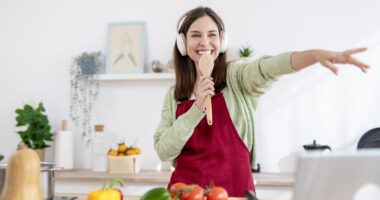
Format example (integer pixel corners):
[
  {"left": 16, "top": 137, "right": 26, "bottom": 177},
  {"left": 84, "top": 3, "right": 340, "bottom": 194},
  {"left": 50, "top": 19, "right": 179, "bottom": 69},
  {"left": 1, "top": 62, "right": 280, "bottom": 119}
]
[{"left": 1, "top": 0, "right": 380, "bottom": 172}]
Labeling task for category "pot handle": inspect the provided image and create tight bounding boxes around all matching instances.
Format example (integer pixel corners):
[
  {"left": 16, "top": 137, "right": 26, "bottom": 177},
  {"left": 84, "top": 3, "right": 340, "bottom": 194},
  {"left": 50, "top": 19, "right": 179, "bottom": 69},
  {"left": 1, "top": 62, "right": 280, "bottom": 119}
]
[
  {"left": 41, "top": 167, "right": 64, "bottom": 172},
  {"left": 40, "top": 162, "right": 55, "bottom": 166}
]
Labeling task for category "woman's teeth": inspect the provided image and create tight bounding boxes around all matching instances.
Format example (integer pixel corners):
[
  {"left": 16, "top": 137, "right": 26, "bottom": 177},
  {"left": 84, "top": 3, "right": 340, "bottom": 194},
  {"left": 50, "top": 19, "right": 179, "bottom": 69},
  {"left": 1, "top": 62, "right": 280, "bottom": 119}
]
[{"left": 198, "top": 50, "right": 212, "bottom": 55}]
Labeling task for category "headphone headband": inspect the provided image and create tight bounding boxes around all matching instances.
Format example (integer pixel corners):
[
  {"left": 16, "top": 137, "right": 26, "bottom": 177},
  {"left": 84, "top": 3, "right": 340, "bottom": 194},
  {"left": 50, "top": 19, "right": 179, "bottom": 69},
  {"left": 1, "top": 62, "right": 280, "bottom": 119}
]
[{"left": 177, "top": 15, "right": 187, "bottom": 32}]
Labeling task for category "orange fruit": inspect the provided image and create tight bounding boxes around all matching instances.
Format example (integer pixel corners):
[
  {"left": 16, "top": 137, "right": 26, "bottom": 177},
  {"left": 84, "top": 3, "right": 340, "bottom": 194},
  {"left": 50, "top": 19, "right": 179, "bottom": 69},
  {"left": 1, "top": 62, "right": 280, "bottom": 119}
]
[
  {"left": 118, "top": 143, "right": 128, "bottom": 153},
  {"left": 126, "top": 149, "right": 135, "bottom": 155},
  {"left": 133, "top": 147, "right": 141, "bottom": 154},
  {"left": 107, "top": 149, "right": 118, "bottom": 156}
]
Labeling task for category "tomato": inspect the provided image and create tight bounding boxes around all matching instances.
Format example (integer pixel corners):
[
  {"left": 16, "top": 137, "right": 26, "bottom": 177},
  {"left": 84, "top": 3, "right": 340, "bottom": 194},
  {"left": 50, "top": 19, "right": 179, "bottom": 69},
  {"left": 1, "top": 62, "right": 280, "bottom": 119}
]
[
  {"left": 206, "top": 186, "right": 228, "bottom": 200},
  {"left": 169, "top": 182, "right": 187, "bottom": 199},
  {"left": 181, "top": 185, "right": 204, "bottom": 200}
]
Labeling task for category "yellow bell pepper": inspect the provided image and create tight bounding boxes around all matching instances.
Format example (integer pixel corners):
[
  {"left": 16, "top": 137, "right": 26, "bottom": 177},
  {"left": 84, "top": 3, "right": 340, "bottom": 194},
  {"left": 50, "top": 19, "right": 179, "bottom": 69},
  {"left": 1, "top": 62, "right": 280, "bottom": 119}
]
[{"left": 88, "top": 179, "right": 125, "bottom": 200}]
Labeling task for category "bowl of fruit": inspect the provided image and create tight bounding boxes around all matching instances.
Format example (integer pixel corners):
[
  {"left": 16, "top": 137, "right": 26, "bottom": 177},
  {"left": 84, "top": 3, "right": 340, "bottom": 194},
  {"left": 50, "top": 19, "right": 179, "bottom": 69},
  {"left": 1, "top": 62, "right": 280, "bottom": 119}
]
[{"left": 107, "top": 141, "right": 141, "bottom": 174}]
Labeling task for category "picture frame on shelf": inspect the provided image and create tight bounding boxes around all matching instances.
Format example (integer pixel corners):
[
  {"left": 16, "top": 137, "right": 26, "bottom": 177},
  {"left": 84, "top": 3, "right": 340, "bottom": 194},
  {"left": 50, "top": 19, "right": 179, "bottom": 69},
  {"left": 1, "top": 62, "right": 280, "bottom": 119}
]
[{"left": 106, "top": 21, "right": 146, "bottom": 74}]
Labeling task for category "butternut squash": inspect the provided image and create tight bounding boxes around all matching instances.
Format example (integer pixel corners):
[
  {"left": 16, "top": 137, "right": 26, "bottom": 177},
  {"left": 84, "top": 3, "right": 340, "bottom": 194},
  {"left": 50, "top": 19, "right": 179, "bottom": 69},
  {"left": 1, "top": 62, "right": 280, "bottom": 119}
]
[{"left": 0, "top": 148, "right": 42, "bottom": 200}]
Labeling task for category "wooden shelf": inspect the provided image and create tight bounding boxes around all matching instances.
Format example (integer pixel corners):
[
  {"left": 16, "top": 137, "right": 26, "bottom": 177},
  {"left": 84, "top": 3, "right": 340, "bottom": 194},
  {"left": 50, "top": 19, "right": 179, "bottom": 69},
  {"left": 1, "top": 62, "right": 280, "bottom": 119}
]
[{"left": 95, "top": 73, "right": 175, "bottom": 81}]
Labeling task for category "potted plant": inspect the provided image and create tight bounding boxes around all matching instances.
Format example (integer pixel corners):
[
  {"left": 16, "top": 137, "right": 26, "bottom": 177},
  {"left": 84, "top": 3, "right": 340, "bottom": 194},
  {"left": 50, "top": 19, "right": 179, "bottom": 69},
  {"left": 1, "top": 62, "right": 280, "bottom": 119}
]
[
  {"left": 239, "top": 44, "right": 254, "bottom": 61},
  {"left": 15, "top": 102, "right": 54, "bottom": 160},
  {"left": 70, "top": 51, "right": 102, "bottom": 144}
]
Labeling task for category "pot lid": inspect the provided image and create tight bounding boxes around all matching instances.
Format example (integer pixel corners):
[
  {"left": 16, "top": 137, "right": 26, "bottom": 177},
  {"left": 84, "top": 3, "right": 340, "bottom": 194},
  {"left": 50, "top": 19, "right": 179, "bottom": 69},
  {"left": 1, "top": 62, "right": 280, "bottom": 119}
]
[
  {"left": 358, "top": 127, "right": 380, "bottom": 149},
  {"left": 303, "top": 140, "right": 331, "bottom": 150}
]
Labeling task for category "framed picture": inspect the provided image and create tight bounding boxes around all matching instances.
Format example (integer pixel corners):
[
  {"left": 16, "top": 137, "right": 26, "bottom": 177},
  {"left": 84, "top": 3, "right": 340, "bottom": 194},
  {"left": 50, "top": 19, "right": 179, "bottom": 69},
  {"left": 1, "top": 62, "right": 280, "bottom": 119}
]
[{"left": 106, "top": 22, "right": 146, "bottom": 74}]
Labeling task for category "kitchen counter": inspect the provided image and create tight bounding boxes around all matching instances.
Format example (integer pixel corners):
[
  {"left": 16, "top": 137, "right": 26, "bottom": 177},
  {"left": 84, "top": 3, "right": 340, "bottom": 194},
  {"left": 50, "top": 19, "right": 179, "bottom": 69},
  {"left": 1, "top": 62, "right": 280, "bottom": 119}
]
[
  {"left": 55, "top": 170, "right": 294, "bottom": 199},
  {"left": 57, "top": 193, "right": 288, "bottom": 200},
  {"left": 56, "top": 169, "right": 294, "bottom": 187}
]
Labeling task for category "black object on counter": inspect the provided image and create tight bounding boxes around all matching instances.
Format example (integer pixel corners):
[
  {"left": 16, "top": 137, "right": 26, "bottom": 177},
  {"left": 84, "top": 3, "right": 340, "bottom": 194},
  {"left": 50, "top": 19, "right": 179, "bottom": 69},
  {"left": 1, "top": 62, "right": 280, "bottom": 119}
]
[
  {"left": 358, "top": 127, "right": 380, "bottom": 149},
  {"left": 0, "top": 155, "right": 3, "bottom": 162},
  {"left": 246, "top": 190, "right": 258, "bottom": 200},
  {"left": 53, "top": 197, "right": 78, "bottom": 200},
  {"left": 252, "top": 163, "right": 260, "bottom": 173},
  {"left": 303, "top": 140, "right": 331, "bottom": 151}
]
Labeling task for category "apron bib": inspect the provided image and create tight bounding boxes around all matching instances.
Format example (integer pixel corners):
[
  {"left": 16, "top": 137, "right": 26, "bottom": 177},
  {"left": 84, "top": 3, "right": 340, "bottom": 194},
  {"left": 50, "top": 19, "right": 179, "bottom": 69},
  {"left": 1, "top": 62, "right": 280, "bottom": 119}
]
[{"left": 168, "top": 92, "right": 255, "bottom": 197}]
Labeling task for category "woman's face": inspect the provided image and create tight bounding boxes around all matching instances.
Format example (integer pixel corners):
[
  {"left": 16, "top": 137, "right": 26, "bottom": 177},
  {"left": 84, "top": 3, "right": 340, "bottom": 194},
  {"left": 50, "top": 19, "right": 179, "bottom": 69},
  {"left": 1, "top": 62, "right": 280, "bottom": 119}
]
[{"left": 186, "top": 15, "right": 221, "bottom": 64}]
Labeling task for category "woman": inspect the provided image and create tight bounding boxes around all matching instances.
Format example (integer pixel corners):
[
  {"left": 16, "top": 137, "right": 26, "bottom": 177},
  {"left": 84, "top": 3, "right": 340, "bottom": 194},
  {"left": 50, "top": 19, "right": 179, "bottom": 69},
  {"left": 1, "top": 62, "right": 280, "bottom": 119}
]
[{"left": 154, "top": 6, "right": 369, "bottom": 197}]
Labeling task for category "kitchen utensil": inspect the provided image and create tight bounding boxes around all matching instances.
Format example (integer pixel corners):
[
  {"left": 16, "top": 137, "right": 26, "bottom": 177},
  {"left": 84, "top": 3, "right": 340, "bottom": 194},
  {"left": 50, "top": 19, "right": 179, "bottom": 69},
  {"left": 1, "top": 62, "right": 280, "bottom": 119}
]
[
  {"left": 245, "top": 190, "right": 258, "bottom": 200},
  {"left": 303, "top": 140, "right": 331, "bottom": 151},
  {"left": 357, "top": 127, "right": 380, "bottom": 149},
  {"left": 0, "top": 162, "right": 62, "bottom": 200},
  {"left": 53, "top": 197, "right": 78, "bottom": 200},
  {"left": 199, "top": 54, "right": 214, "bottom": 125}
]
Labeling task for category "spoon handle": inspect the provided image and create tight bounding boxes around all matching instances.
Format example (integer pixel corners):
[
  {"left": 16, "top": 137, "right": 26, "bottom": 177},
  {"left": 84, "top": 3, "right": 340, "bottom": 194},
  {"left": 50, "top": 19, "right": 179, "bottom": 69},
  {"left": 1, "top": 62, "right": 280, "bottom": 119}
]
[{"left": 205, "top": 95, "right": 212, "bottom": 125}]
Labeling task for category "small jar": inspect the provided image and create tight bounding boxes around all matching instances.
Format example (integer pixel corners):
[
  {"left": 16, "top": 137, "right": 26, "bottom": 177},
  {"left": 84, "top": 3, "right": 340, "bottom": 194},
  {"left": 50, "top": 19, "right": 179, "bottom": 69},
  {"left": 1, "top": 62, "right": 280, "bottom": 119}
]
[
  {"left": 151, "top": 60, "right": 164, "bottom": 73},
  {"left": 91, "top": 124, "right": 109, "bottom": 172}
]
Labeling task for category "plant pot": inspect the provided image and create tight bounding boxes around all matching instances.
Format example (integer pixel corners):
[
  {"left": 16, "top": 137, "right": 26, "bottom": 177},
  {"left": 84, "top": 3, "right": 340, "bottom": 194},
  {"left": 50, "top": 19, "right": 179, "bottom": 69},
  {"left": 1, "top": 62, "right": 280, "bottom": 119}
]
[
  {"left": 35, "top": 149, "right": 45, "bottom": 161},
  {"left": 17, "top": 143, "right": 45, "bottom": 161},
  {"left": 239, "top": 56, "right": 254, "bottom": 62}
]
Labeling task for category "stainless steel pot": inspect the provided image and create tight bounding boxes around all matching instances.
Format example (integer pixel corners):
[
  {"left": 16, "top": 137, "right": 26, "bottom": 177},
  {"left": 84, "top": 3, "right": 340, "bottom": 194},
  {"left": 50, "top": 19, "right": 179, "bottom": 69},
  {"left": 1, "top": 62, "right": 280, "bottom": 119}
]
[{"left": 0, "top": 162, "right": 61, "bottom": 200}]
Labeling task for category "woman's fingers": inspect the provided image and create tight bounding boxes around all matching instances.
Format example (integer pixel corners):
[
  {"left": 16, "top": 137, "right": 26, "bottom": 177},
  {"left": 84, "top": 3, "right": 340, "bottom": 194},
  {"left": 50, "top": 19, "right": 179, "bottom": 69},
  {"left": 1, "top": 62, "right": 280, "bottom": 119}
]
[
  {"left": 322, "top": 59, "right": 339, "bottom": 75},
  {"left": 198, "top": 75, "right": 214, "bottom": 91},
  {"left": 194, "top": 75, "right": 215, "bottom": 111},
  {"left": 340, "top": 48, "right": 370, "bottom": 73},
  {"left": 347, "top": 57, "right": 370, "bottom": 73},
  {"left": 343, "top": 47, "right": 367, "bottom": 57},
  {"left": 320, "top": 48, "right": 369, "bottom": 74}
]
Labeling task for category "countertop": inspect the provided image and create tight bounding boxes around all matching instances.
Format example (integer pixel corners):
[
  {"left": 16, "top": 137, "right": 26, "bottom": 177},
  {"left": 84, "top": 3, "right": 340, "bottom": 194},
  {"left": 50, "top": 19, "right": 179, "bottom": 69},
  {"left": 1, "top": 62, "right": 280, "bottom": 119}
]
[
  {"left": 56, "top": 169, "right": 294, "bottom": 187},
  {"left": 57, "top": 193, "right": 288, "bottom": 200}
]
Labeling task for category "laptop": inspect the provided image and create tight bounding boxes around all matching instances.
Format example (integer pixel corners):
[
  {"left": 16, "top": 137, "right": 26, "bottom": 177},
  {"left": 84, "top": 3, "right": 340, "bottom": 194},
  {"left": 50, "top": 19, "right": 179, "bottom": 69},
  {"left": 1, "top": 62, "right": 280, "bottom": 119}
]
[{"left": 293, "top": 150, "right": 380, "bottom": 200}]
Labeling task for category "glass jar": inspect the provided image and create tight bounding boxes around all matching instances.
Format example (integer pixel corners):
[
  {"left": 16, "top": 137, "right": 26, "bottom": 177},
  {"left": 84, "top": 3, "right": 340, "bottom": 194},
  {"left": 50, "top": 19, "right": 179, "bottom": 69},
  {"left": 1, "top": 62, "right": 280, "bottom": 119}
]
[{"left": 91, "top": 124, "right": 108, "bottom": 172}]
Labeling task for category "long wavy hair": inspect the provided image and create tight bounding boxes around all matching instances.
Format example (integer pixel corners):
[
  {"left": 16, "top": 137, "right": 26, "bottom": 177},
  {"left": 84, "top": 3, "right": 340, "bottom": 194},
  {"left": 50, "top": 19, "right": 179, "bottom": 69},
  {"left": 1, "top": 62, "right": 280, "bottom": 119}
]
[{"left": 174, "top": 7, "right": 228, "bottom": 101}]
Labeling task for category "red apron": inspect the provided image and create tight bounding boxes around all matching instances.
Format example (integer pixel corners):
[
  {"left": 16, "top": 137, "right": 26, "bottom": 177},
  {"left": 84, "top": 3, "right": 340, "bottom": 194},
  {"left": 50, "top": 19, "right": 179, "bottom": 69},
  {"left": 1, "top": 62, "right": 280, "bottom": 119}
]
[{"left": 168, "top": 92, "right": 255, "bottom": 197}]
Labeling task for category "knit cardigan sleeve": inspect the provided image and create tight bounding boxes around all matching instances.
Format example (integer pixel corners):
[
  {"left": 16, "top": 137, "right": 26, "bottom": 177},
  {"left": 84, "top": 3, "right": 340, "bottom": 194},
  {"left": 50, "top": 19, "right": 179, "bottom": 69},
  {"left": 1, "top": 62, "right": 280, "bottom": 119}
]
[
  {"left": 229, "top": 52, "right": 295, "bottom": 96},
  {"left": 153, "top": 87, "right": 205, "bottom": 162}
]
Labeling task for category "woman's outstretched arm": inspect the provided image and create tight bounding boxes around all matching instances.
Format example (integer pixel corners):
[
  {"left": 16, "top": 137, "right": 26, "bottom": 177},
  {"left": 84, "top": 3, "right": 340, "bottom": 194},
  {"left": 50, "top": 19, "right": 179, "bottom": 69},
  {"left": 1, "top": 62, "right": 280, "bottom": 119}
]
[{"left": 291, "top": 48, "right": 369, "bottom": 75}]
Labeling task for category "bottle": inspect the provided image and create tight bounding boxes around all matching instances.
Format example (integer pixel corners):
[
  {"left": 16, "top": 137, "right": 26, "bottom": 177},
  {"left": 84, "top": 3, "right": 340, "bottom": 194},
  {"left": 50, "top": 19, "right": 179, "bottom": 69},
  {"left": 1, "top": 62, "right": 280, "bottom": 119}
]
[
  {"left": 91, "top": 124, "right": 108, "bottom": 172},
  {"left": 54, "top": 120, "right": 74, "bottom": 169}
]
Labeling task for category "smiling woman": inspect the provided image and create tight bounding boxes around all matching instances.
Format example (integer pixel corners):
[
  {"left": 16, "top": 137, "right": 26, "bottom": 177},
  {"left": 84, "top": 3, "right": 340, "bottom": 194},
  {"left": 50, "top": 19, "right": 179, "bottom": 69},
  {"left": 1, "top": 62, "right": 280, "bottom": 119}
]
[{"left": 153, "top": 6, "right": 369, "bottom": 197}]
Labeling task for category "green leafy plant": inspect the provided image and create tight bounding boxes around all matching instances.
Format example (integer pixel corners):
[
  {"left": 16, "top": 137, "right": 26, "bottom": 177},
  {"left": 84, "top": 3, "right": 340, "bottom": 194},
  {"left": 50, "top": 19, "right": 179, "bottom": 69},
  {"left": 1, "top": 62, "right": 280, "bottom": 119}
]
[
  {"left": 239, "top": 44, "right": 254, "bottom": 57},
  {"left": 15, "top": 102, "right": 54, "bottom": 149},
  {"left": 0, "top": 155, "right": 3, "bottom": 161},
  {"left": 75, "top": 52, "right": 102, "bottom": 75},
  {"left": 70, "top": 51, "right": 102, "bottom": 143}
]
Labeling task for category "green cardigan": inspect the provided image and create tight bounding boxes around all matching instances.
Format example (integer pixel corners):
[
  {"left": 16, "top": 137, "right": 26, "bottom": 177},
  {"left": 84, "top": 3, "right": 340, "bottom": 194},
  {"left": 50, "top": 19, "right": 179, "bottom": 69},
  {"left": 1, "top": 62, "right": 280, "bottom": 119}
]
[{"left": 154, "top": 52, "right": 295, "bottom": 168}]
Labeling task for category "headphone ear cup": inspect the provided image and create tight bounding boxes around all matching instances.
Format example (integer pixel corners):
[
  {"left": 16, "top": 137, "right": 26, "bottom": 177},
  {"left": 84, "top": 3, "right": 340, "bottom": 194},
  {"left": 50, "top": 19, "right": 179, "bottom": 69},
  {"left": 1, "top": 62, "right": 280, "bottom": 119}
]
[
  {"left": 176, "top": 33, "right": 187, "bottom": 56},
  {"left": 220, "top": 31, "right": 229, "bottom": 53}
]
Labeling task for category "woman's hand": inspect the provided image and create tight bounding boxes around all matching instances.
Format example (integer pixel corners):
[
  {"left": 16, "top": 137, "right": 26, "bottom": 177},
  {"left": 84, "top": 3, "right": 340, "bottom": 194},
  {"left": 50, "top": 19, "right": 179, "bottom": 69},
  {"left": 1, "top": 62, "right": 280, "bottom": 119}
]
[
  {"left": 193, "top": 75, "right": 214, "bottom": 112},
  {"left": 291, "top": 48, "right": 370, "bottom": 75},
  {"left": 314, "top": 48, "right": 369, "bottom": 75}
]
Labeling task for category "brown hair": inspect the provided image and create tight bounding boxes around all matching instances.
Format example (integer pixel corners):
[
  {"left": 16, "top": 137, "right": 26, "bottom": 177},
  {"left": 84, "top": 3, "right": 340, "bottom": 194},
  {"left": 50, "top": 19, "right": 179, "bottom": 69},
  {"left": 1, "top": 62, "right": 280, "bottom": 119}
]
[{"left": 174, "top": 7, "right": 228, "bottom": 101}]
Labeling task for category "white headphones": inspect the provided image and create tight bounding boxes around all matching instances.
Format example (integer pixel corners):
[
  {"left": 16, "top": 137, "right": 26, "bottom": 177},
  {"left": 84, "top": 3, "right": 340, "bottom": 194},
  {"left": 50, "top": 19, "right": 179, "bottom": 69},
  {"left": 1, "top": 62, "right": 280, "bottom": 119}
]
[{"left": 176, "top": 15, "right": 228, "bottom": 56}]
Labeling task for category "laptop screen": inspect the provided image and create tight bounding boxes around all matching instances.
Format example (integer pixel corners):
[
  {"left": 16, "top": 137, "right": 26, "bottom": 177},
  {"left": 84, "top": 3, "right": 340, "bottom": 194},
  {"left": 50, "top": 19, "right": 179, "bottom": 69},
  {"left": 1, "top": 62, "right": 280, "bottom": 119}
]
[{"left": 293, "top": 150, "right": 380, "bottom": 200}]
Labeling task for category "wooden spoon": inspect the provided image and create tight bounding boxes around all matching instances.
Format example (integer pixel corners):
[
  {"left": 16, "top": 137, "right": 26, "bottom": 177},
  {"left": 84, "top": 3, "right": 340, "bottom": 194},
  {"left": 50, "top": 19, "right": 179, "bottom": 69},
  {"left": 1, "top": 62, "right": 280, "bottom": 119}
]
[{"left": 199, "top": 54, "right": 215, "bottom": 125}]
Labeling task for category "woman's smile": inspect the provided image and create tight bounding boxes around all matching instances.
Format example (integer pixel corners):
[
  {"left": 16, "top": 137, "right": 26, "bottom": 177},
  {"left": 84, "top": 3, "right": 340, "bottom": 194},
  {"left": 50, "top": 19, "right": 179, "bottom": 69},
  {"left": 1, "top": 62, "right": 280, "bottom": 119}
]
[{"left": 186, "top": 15, "right": 221, "bottom": 62}]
